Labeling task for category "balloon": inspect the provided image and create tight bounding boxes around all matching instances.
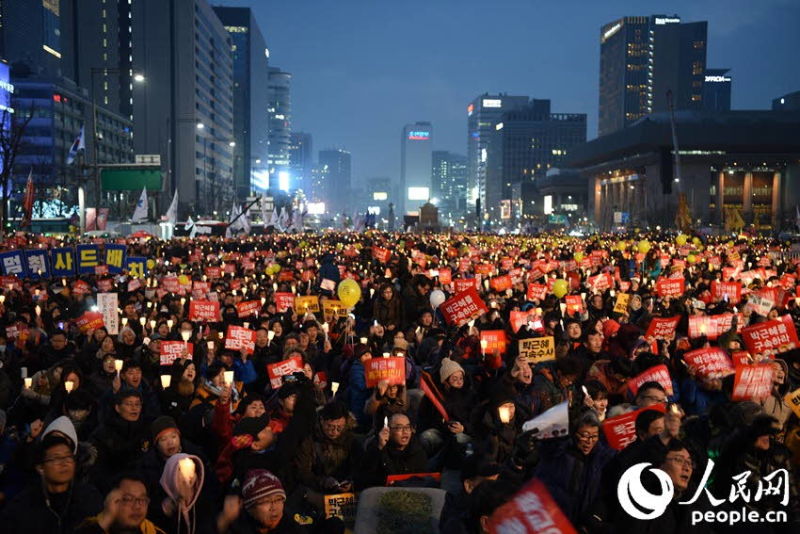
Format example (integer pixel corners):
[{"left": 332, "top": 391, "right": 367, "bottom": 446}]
[
  {"left": 552, "top": 279, "right": 569, "bottom": 299},
  {"left": 638, "top": 240, "right": 651, "bottom": 254},
  {"left": 337, "top": 279, "right": 362, "bottom": 308},
  {"left": 573, "top": 252, "right": 584, "bottom": 262},
  {"left": 146, "top": 259, "right": 155, "bottom": 270},
  {"left": 676, "top": 234, "right": 687, "bottom": 246},
  {"left": 692, "top": 237, "right": 701, "bottom": 246},
  {"left": 429, "top": 289, "right": 446, "bottom": 309},
  {"left": 617, "top": 241, "right": 627, "bottom": 252},
  {"left": 178, "top": 275, "right": 189, "bottom": 286},
  {"left": 687, "top": 254, "right": 697, "bottom": 264}
]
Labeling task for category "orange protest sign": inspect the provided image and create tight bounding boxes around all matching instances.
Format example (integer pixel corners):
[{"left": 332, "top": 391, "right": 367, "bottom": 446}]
[{"left": 364, "top": 357, "right": 405, "bottom": 388}]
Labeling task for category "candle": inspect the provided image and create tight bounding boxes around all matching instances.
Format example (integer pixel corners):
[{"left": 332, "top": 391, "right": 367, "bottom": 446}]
[
  {"left": 207, "top": 341, "right": 215, "bottom": 351},
  {"left": 498, "top": 404, "right": 512, "bottom": 424},
  {"left": 167, "top": 319, "right": 174, "bottom": 330},
  {"left": 24, "top": 377, "right": 32, "bottom": 388},
  {"left": 331, "top": 381, "right": 339, "bottom": 394},
  {"left": 139, "top": 317, "right": 147, "bottom": 327},
  {"left": 383, "top": 416, "right": 388, "bottom": 429},
  {"left": 268, "top": 330, "right": 275, "bottom": 341},
  {"left": 121, "top": 317, "right": 128, "bottom": 326},
  {"left": 0, "top": 295, "right": 5, "bottom": 304},
  {"left": 150, "top": 319, "right": 157, "bottom": 330},
  {"left": 114, "top": 359, "right": 124, "bottom": 372},
  {"left": 178, "top": 457, "right": 196, "bottom": 483},
  {"left": 480, "top": 339, "right": 488, "bottom": 355},
  {"left": 35, "top": 305, "right": 41, "bottom": 316},
  {"left": 382, "top": 352, "right": 390, "bottom": 358},
  {"left": 260, "top": 297, "right": 266, "bottom": 306},
  {"left": 64, "top": 380, "right": 74, "bottom": 393},
  {"left": 160, "top": 375, "right": 171, "bottom": 388},
  {"left": 360, "top": 337, "right": 367, "bottom": 345},
  {"left": 223, "top": 370, "right": 234, "bottom": 386}
]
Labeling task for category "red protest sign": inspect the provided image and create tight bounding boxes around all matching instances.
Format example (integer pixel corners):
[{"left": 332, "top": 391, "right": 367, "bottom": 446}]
[
  {"left": 453, "top": 277, "right": 478, "bottom": 294},
  {"left": 510, "top": 311, "right": 542, "bottom": 333},
  {"left": 437, "top": 268, "right": 452, "bottom": 285},
  {"left": 527, "top": 283, "right": 547, "bottom": 301},
  {"left": 586, "top": 273, "right": 612, "bottom": 293},
  {"left": 490, "top": 274, "right": 512, "bottom": 292},
  {"left": 628, "top": 364, "right": 674, "bottom": 396},
  {"left": 645, "top": 316, "right": 680, "bottom": 340},
  {"left": 267, "top": 355, "right": 304, "bottom": 389},
  {"left": 364, "top": 357, "right": 406, "bottom": 388},
  {"left": 741, "top": 315, "right": 800, "bottom": 359},
  {"left": 75, "top": 312, "right": 104, "bottom": 333},
  {"left": 161, "top": 276, "right": 179, "bottom": 293},
  {"left": 683, "top": 347, "right": 735, "bottom": 379},
  {"left": 480, "top": 330, "right": 507, "bottom": 355},
  {"left": 602, "top": 404, "right": 666, "bottom": 451},
  {"left": 711, "top": 280, "right": 742, "bottom": 303},
  {"left": 188, "top": 299, "right": 221, "bottom": 322},
  {"left": 488, "top": 478, "right": 577, "bottom": 534},
  {"left": 273, "top": 292, "right": 295, "bottom": 313},
  {"left": 731, "top": 363, "right": 775, "bottom": 401},
  {"left": 371, "top": 246, "right": 391, "bottom": 263},
  {"left": 224, "top": 325, "right": 256, "bottom": 354},
  {"left": 440, "top": 286, "right": 489, "bottom": 328},
  {"left": 655, "top": 277, "right": 685, "bottom": 298},
  {"left": 236, "top": 300, "right": 261, "bottom": 318},
  {"left": 687, "top": 313, "right": 743, "bottom": 340},
  {"left": 72, "top": 280, "right": 91, "bottom": 296},
  {"left": 205, "top": 266, "right": 221, "bottom": 279},
  {"left": 160, "top": 341, "right": 193, "bottom": 366},
  {"left": 565, "top": 295, "right": 584, "bottom": 316}
]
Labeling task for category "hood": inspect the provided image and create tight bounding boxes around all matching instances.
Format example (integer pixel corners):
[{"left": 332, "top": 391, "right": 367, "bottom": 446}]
[
  {"left": 160, "top": 453, "right": 204, "bottom": 512},
  {"left": 43, "top": 415, "right": 79, "bottom": 454}
]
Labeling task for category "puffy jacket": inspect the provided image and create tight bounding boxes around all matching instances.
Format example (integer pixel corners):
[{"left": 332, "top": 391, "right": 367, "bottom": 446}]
[{"left": 0, "top": 481, "right": 103, "bottom": 534}]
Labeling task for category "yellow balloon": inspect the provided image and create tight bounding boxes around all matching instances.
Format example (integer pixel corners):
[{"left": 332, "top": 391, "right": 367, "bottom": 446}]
[
  {"left": 178, "top": 275, "right": 189, "bottom": 285},
  {"left": 692, "top": 237, "right": 701, "bottom": 246},
  {"left": 574, "top": 252, "right": 584, "bottom": 262},
  {"left": 146, "top": 259, "right": 155, "bottom": 270},
  {"left": 552, "top": 279, "right": 569, "bottom": 299},
  {"left": 687, "top": 254, "right": 697, "bottom": 264},
  {"left": 617, "top": 241, "right": 627, "bottom": 252},
  {"left": 337, "top": 278, "right": 362, "bottom": 308},
  {"left": 638, "top": 240, "right": 651, "bottom": 254},
  {"left": 676, "top": 234, "right": 687, "bottom": 246}
]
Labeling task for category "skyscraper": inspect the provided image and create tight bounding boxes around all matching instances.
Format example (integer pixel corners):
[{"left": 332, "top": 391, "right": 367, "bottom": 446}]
[
  {"left": 400, "top": 121, "right": 433, "bottom": 214},
  {"left": 432, "top": 151, "right": 467, "bottom": 224},
  {"left": 466, "top": 94, "right": 530, "bottom": 216},
  {"left": 289, "top": 132, "right": 313, "bottom": 195},
  {"left": 267, "top": 66, "right": 291, "bottom": 192},
  {"left": 702, "top": 69, "right": 732, "bottom": 112},
  {"left": 318, "top": 149, "right": 351, "bottom": 215},
  {"left": 598, "top": 15, "right": 707, "bottom": 137},
  {"left": 213, "top": 6, "right": 270, "bottom": 201}
]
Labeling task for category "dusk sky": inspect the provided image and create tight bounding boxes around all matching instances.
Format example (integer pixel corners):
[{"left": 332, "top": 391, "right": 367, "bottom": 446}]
[{"left": 215, "top": 0, "right": 800, "bottom": 186}]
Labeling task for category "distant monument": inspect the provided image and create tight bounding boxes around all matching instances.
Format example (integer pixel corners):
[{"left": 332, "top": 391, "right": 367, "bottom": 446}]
[{"left": 419, "top": 202, "right": 439, "bottom": 231}]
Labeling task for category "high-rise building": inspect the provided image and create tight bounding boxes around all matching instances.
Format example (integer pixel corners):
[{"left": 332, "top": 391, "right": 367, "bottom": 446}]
[
  {"left": 213, "top": 6, "right": 270, "bottom": 201},
  {"left": 267, "top": 66, "right": 291, "bottom": 192},
  {"left": 131, "top": 0, "right": 235, "bottom": 216},
  {"left": 598, "top": 15, "right": 707, "bottom": 137},
  {"left": 289, "top": 132, "right": 313, "bottom": 194},
  {"left": 484, "top": 99, "right": 586, "bottom": 222},
  {"left": 432, "top": 151, "right": 467, "bottom": 224},
  {"left": 0, "top": 0, "right": 66, "bottom": 80},
  {"left": 466, "top": 94, "right": 530, "bottom": 216},
  {"left": 318, "top": 149, "right": 351, "bottom": 215},
  {"left": 773, "top": 91, "right": 800, "bottom": 111},
  {"left": 400, "top": 121, "right": 433, "bottom": 214},
  {"left": 703, "top": 69, "right": 732, "bottom": 112}
]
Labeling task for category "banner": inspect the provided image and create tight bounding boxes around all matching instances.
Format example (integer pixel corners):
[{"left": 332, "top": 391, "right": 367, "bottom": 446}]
[
  {"left": 322, "top": 299, "right": 349, "bottom": 319},
  {"left": 364, "top": 356, "right": 406, "bottom": 388},
  {"left": 76, "top": 244, "right": 100, "bottom": 274},
  {"left": 97, "top": 292, "right": 119, "bottom": 335},
  {"left": 273, "top": 292, "right": 295, "bottom": 313},
  {"left": 51, "top": 247, "right": 76, "bottom": 276},
  {"left": 371, "top": 246, "right": 391, "bottom": 263},
  {"left": 488, "top": 479, "right": 576, "bottom": 534},
  {"left": 741, "top": 315, "right": 799, "bottom": 359},
  {"left": 645, "top": 316, "right": 680, "bottom": 340},
  {"left": 480, "top": 330, "right": 507, "bottom": 356},
  {"left": 236, "top": 300, "right": 261, "bottom": 318},
  {"left": 613, "top": 293, "right": 630, "bottom": 315},
  {"left": 521, "top": 401, "right": 569, "bottom": 439},
  {"left": 0, "top": 251, "right": 26, "bottom": 277},
  {"left": 490, "top": 274, "right": 512, "bottom": 292},
  {"left": 526, "top": 283, "right": 547, "bottom": 301},
  {"left": 224, "top": 325, "right": 256, "bottom": 354},
  {"left": 104, "top": 244, "right": 127, "bottom": 274},
  {"left": 627, "top": 364, "right": 673, "bottom": 396},
  {"left": 731, "top": 363, "right": 775, "bottom": 401},
  {"left": 75, "top": 312, "right": 104, "bottom": 333},
  {"left": 518, "top": 336, "right": 555, "bottom": 364},
  {"left": 294, "top": 295, "right": 320, "bottom": 313},
  {"left": 655, "top": 277, "right": 685, "bottom": 298},
  {"left": 160, "top": 341, "right": 194, "bottom": 366},
  {"left": 437, "top": 268, "right": 452, "bottom": 285},
  {"left": 24, "top": 250, "right": 50, "bottom": 279},
  {"left": 440, "top": 286, "right": 488, "bottom": 328},
  {"left": 161, "top": 276, "right": 179, "bottom": 293},
  {"left": 682, "top": 347, "right": 735, "bottom": 379},
  {"left": 687, "top": 313, "right": 743, "bottom": 340},
  {"left": 125, "top": 256, "right": 147, "bottom": 278},
  {"left": 711, "top": 280, "right": 742, "bottom": 303},
  {"left": 602, "top": 404, "right": 667, "bottom": 451},
  {"left": 510, "top": 310, "right": 540, "bottom": 333},
  {"left": 745, "top": 293, "right": 775, "bottom": 317},
  {"left": 586, "top": 273, "right": 612, "bottom": 293},
  {"left": 267, "top": 355, "right": 304, "bottom": 388},
  {"left": 419, "top": 370, "right": 449, "bottom": 421},
  {"left": 188, "top": 299, "right": 221, "bottom": 322}
]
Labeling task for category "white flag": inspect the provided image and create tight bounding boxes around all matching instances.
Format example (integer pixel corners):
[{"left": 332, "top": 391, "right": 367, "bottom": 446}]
[
  {"left": 66, "top": 126, "right": 85, "bottom": 165},
  {"left": 267, "top": 206, "right": 279, "bottom": 228},
  {"left": 165, "top": 190, "right": 178, "bottom": 225},
  {"left": 521, "top": 401, "right": 569, "bottom": 439},
  {"left": 131, "top": 187, "right": 148, "bottom": 223},
  {"left": 186, "top": 216, "right": 197, "bottom": 238},
  {"left": 278, "top": 208, "right": 289, "bottom": 232},
  {"left": 241, "top": 204, "right": 252, "bottom": 234}
]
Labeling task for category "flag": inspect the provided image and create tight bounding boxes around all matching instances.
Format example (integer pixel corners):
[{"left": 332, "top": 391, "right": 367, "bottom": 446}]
[
  {"left": 267, "top": 206, "right": 279, "bottom": 229},
  {"left": 241, "top": 204, "right": 252, "bottom": 234},
  {"left": 131, "top": 187, "right": 148, "bottom": 223},
  {"left": 66, "top": 126, "right": 85, "bottom": 165},
  {"left": 226, "top": 202, "right": 241, "bottom": 238},
  {"left": 278, "top": 208, "right": 289, "bottom": 232},
  {"left": 164, "top": 190, "right": 178, "bottom": 225},
  {"left": 21, "top": 169, "right": 35, "bottom": 228},
  {"left": 186, "top": 216, "right": 197, "bottom": 238}
]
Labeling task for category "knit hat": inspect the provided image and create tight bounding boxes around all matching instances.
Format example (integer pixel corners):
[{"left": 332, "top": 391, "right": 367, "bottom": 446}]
[
  {"left": 393, "top": 337, "right": 409, "bottom": 352},
  {"left": 603, "top": 319, "right": 621, "bottom": 339},
  {"left": 233, "top": 414, "right": 270, "bottom": 440},
  {"left": 241, "top": 469, "right": 286, "bottom": 509},
  {"left": 151, "top": 415, "right": 180, "bottom": 443},
  {"left": 439, "top": 358, "right": 464, "bottom": 384}
]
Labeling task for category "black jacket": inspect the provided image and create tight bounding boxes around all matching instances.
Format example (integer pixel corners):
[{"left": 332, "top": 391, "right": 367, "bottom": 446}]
[
  {"left": 356, "top": 436, "right": 428, "bottom": 490},
  {"left": 0, "top": 481, "right": 103, "bottom": 534}
]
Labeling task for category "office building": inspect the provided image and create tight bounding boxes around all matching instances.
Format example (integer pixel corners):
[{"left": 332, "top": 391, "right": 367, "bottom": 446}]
[
  {"left": 703, "top": 69, "right": 732, "bottom": 112},
  {"left": 432, "top": 151, "right": 467, "bottom": 224},
  {"left": 213, "top": 6, "right": 270, "bottom": 202},
  {"left": 773, "top": 91, "right": 800, "bottom": 111},
  {"left": 318, "top": 149, "right": 351, "bottom": 215},
  {"left": 565, "top": 110, "right": 800, "bottom": 230},
  {"left": 267, "top": 66, "right": 291, "bottom": 192},
  {"left": 0, "top": 0, "right": 66, "bottom": 80},
  {"left": 289, "top": 132, "right": 313, "bottom": 194},
  {"left": 466, "top": 94, "right": 530, "bottom": 216},
  {"left": 400, "top": 121, "right": 433, "bottom": 214},
  {"left": 598, "top": 15, "right": 707, "bottom": 137},
  {"left": 131, "top": 0, "right": 235, "bottom": 216}
]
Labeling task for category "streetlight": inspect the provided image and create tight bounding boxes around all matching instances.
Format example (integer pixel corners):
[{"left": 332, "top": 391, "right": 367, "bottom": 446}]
[
  {"left": 229, "top": 141, "right": 236, "bottom": 147},
  {"left": 133, "top": 73, "right": 146, "bottom": 83},
  {"left": 196, "top": 122, "right": 205, "bottom": 130}
]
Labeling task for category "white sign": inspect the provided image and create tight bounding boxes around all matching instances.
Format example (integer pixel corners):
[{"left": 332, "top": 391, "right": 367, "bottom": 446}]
[
  {"left": 482, "top": 98, "right": 502, "bottom": 108},
  {"left": 521, "top": 401, "right": 569, "bottom": 438},
  {"left": 97, "top": 292, "right": 119, "bottom": 335},
  {"left": 654, "top": 17, "right": 680, "bottom": 25},
  {"left": 408, "top": 187, "right": 429, "bottom": 201},
  {"left": 135, "top": 154, "right": 161, "bottom": 165}
]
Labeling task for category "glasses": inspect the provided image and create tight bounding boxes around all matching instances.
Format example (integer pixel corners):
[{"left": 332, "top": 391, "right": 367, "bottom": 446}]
[
  {"left": 576, "top": 432, "right": 600, "bottom": 442},
  {"left": 390, "top": 425, "right": 413, "bottom": 433},
  {"left": 43, "top": 454, "right": 75, "bottom": 465},
  {"left": 666, "top": 456, "right": 694, "bottom": 468},
  {"left": 121, "top": 495, "right": 150, "bottom": 507}
]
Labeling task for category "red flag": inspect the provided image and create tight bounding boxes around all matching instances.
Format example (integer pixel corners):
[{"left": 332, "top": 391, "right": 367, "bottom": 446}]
[
  {"left": 21, "top": 170, "right": 34, "bottom": 228},
  {"left": 419, "top": 370, "right": 449, "bottom": 421}
]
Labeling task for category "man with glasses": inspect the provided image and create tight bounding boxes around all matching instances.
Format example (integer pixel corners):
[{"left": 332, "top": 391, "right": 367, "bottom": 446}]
[
  {"left": 76, "top": 473, "right": 165, "bottom": 533},
  {"left": 357, "top": 413, "right": 427, "bottom": 489},
  {"left": 0, "top": 434, "right": 102, "bottom": 533}
]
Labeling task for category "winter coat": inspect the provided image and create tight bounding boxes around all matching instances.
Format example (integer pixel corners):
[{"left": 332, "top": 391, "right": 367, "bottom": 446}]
[
  {"left": 0, "top": 481, "right": 103, "bottom": 534},
  {"left": 75, "top": 516, "right": 167, "bottom": 534},
  {"left": 356, "top": 436, "right": 428, "bottom": 490},
  {"left": 294, "top": 422, "right": 361, "bottom": 492},
  {"left": 417, "top": 385, "right": 476, "bottom": 436},
  {"left": 373, "top": 295, "right": 403, "bottom": 330},
  {"left": 760, "top": 359, "right": 792, "bottom": 430},
  {"left": 90, "top": 412, "right": 150, "bottom": 492}
]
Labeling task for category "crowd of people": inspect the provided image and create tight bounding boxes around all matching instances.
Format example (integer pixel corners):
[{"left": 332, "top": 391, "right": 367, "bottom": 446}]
[{"left": 0, "top": 230, "right": 797, "bottom": 533}]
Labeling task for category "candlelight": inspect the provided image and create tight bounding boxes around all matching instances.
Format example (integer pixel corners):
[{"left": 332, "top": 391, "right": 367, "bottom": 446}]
[
  {"left": 223, "top": 370, "right": 234, "bottom": 386},
  {"left": 167, "top": 319, "right": 174, "bottom": 330},
  {"left": 383, "top": 416, "right": 389, "bottom": 428},
  {"left": 24, "top": 377, "right": 32, "bottom": 388},
  {"left": 360, "top": 337, "right": 368, "bottom": 345},
  {"left": 181, "top": 297, "right": 186, "bottom": 306},
  {"left": 35, "top": 305, "right": 41, "bottom": 316},
  {"left": 331, "top": 381, "right": 339, "bottom": 394},
  {"left": 382, "top": 352, "right": 390, "bottom": 358},
  {"left": 261, "top": 297, "right": 266, "bottom": 306},
  {"left": 150, "top": 319, "right": 157, "bottom": 330},
  {"left": 208, "top": 341, "right": 215, "bottom": 351},
  {"left": 180, "top": 330, "right": 191, "bottom": 342},
  {"left": 0, "top": 295, "right": 5, "bottom": 304},
  {"left": 64, "top": 380, "right": 75, "bottom": 393},
  {"left": 480, "top": 339, "right": 488, "bottom": 354},
  {"left": 121, "top": 317, "right": 128, "bottom": 326},
  {"left": 114, "top": 359, "right": 124, "bottom": 372},
  {"left": 178, "top": 457, "right": 196, "bottom": 483},
  {"left": 268, "top": 330, "right": 275, "bottom": 341},
  {"left": 243, "top": 322, "right": 250, "bottom": 329},
  {"left": 139, "top": 317, "right": 147, "bottom": 327},
  {"left": 273, "top": 283, "right": 278, "bottom": 292},
  {"left": 498, "top": 404, "right": 512, "bottom": 424},
  {"left": 160, "top": 375, "right": 171, "bottom": 389}
]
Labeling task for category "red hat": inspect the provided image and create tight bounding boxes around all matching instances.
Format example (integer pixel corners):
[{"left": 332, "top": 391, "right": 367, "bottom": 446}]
[
  {"left": 603, "top": 319, "right": 621, "bottom": 339},
  {"left": 242, "top": 469, "right": 286, "bottom": 509}
]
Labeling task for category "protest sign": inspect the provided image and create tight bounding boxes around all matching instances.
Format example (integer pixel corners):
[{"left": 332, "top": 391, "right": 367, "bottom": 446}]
[
  {"left": 236, "top": 300, "right": 261, "bottom": 318},
  {"left": 267, "top": 355, "right": 304, "bottom": 388},
  {"left": 645, "top": 316, "right": 680, "bottom": 340},
  {"left": 76, "top": 312, "right": 104, "bottom": 333},
  {"left": 602, "top": 404, "right": 667, "bottom": 451},
  {"left": 655, "top": 277, "right": 685, "bottom": 298},
  {"left": 564, "top": 295, "right": 584, "bottom": 316},
  {"left": 322, "top": 299, "right": 349, "bottom": 319},
  {"left": 490, "top": 274, "right": 512, "bottom": 292},
  {"left": 613, "top": 293, "right": 630, "bottom": 315},
  {"left": 97, "top": 292, "right": 119, "bottom": 335},
  {"left": 784, "top": 388, "right": 800, "bottom": 419},
  {"left": 741, "top": 315, "right": 800, "bottom": 359},
  {"left": 440, "top": 286, "right": 488, "bottom": 328},
  {"left": 224, "top": 325, "right": 256, "bottom": 354},
  {"left": 745, "top": 293, "right": 775, "bottom": 317},
  {"left": 364, "top": 356, "right": 406, "bottom": 388},
  {"left": 294, "top": 295, "right": 320, "bottom": 313},
  {"left": 273, "top": 292, "right": 295, "bottom": 313},
  {"left": 510, "top": 310, "right": 541, "bottom": 333},
  {"left": 371, "top": 246, "right": 391, "bottom": 263},
  {"left": 527, "top": 283, "right": 547, "bottom": 301},
  {"left": 628, "top": 364, "right": 674, "bottom": 396},
  {"left": 518, "top": 336, "right": 555, "bottom": 364},
  {"left": 711, "top": 281, "right": 742, "bottom": 303},
  {"left": 160, "top": 341, "right": 193, "bottom": 366},
  {"left": 687, "top": 313, "right": 743, "bottom": 340},
  {"left": 731, "top": 363, "right": 775, "bottom": 401},
  {"left": 480, "top": 330, "right": 507, "bottom": 356},
  {"left": 488, "top": 479, "right": 576, "bottom": 534},
  {"left": 323, "top": 493, "right": 357, "bottom": 525},
  {"left": 682, "top": 347, "right": 735, "bottom": 379},
  {"left": 189, "top": 299, "right": 221, "bottom": 322}
]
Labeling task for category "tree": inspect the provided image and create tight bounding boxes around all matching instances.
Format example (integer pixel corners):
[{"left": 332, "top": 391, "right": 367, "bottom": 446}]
[{"left": 0, "top": 107, "right": 34, "bottom": 235}]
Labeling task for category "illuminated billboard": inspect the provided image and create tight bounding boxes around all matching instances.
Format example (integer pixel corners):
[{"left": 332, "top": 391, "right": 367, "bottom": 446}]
[
  {"left": 407, "top": 131, "right": 430, "bottom": 140},
  {"left": 278, "top": 171, "right": 290, "bottom": 192},
  {"left": 407, "top": 187, "right": 429, "bottom": 201},
  {"left": 482, "top": 99, "right": 502, "bottom": 108},
  {"left": 306, "top": 202, "right": 326, "bottom": 215},
  {"left": 373, "top": 192, "right": 388, "bottom": 201}
]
